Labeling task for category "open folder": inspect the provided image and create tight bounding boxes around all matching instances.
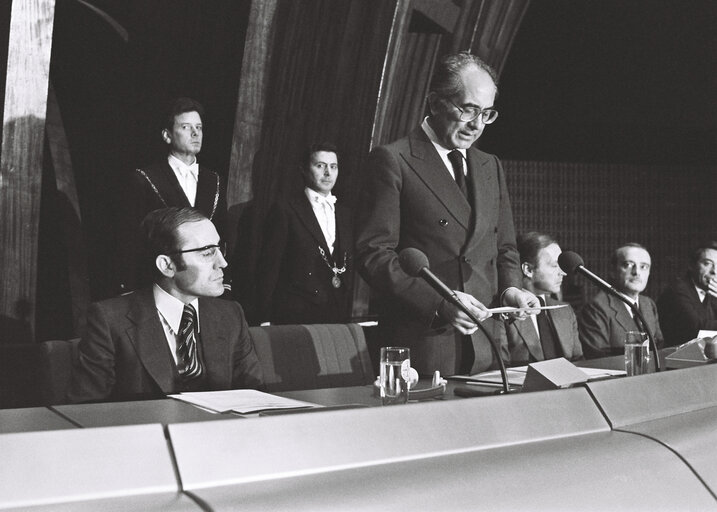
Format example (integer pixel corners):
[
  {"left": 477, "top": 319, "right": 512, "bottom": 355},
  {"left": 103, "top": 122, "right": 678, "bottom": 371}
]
[{"left": 169, "top": 389, "right": 318, "bottom": 414}]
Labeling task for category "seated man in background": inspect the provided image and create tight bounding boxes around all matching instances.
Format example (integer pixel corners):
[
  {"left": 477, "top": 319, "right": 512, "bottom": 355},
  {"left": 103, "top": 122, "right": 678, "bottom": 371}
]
[
  {"left": 498, "top": 232, "right": 582, "bottom": 366},
  {"left": 658, "top": 242, "right": 717, "bottom": 346},
  {"left": 69, "top": 207, "right": 262, "bottom": 403},
  {"left": 578, "top": 243, "right": 663, "bottom": 358},
  {"left": 255, "top": 142, "right": 353, "bottom": 325}
]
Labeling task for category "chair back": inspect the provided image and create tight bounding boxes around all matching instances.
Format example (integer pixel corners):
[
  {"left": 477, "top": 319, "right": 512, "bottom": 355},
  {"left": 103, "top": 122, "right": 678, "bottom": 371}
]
[{"left": 249, "top": 323, "right": 374, "bottom": 392}]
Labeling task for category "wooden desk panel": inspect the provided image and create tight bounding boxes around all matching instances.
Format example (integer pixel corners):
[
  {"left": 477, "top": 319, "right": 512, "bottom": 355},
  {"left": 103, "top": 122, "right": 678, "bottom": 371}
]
[{"left": 192, "top": 431, "right": 716, "bottom": 511}]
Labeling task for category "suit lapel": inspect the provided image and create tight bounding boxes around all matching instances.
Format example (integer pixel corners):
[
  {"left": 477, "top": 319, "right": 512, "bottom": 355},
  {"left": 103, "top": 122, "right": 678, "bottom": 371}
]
[
  {"left": 515, "top": 318, "right": 544, "bottom": 361},
  {"left": 608, "top": 294, "right": 638, "bottom": 333},
  {"left": 291, "top": 195, "right": 333, "bottom": 256},
  {"left": 463, "top": 148, "right": 493, "bottom": 251},
  {"left": 198, "top": 299, "right": 233, "bottom": 387},
  {"left": 195, "top": 166, "right": 217, "bottom": 216},
  {"left": 335, "top": 203, "right": 351, "bottom": 261},
  {"left": 406, "top": 129, "right": 471, "bottom": 230},
  {"left": 546, "top": 300, "right": 574, "bottom": 358},
  {"left": 125, "top": 289, "right": 176, "bottom": 394},
  {"left": 156, "top": 161, "right": 192, "bottom": 207}
]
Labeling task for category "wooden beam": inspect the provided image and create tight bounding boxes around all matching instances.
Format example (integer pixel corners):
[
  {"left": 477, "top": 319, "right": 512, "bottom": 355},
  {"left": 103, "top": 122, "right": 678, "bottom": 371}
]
[{"left": 0, "top": 0, "right": 56, "bottom": 342}]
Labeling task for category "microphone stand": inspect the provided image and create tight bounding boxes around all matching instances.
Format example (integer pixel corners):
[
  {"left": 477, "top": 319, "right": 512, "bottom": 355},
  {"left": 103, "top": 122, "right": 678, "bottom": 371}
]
[{"left": 446, "top": 294, "right": 512, "bottom": 394}]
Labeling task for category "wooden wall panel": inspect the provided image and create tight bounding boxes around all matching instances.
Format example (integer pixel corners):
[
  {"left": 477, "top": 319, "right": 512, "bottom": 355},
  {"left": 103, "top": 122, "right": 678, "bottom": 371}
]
[
  {"left": 0, "top": 0, "right": 56, "bottom": 343},
  {"left": 504, "top": 160, "right": 716, "bottom": 310}
]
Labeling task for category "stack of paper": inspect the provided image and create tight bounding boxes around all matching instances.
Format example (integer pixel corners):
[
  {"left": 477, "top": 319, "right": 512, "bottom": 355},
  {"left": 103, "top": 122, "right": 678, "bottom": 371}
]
[{"left": 169, "top": 389, "right": 318, "bottom": 414}]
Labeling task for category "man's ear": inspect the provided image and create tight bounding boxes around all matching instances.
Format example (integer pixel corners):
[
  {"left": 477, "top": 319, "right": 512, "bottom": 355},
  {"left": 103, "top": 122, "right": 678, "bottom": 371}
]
[
  {"left": 426, "top": 92, "right": 442, "bottom": 116},
  {"left": 156, "top": 255, "right": 175, "bottom": 278},
  {"left": 161, "top": 129, "right": 171, "bottom": 145},
  {"left": 521, "top": 262, "right": 533, "bottom": 279}
]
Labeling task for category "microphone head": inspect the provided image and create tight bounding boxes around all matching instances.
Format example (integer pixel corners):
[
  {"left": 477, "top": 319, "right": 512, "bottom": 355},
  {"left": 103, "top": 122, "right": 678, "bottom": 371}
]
[
  {"left": 558, "top": 251, "right": 584, "bottom": 275},
  {"left": 398, "top": 248, "right": 430, "bottom": 277}
]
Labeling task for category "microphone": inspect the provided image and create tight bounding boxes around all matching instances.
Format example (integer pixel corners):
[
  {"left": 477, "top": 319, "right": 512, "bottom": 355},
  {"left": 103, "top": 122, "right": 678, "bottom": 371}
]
[
  {"left": 398, "top": 248, "right": 512, "bottom": 393},
  {"left": 558, "top": 251, "right": 661, "bottom": 371}
]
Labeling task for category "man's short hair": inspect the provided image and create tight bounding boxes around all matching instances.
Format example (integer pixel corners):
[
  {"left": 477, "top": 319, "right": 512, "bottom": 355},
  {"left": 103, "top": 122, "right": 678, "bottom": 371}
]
[
  {"left": 517, "top": 232, "right": 557, "bottom": 267},
  {"left": 303, "top": 142, "right": 339, "bottom": 169},
  {"left": 689, "top": 240, "right": 717, "bottom": 267},
  {"left": 610, "top": 242, "right": 649, "bottom": 269},
  {"left": 140, "top": 207, "right": 208, "bottom": 278},
  {"left": 162, "top": 97, "right": 205, "bottom": 131},
  {"left": 429, "top": 51, "right": 499, "bottom": 100}
]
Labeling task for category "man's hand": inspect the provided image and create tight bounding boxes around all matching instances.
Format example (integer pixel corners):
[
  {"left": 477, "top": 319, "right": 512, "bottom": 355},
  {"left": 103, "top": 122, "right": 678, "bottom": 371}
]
[
  {"left": 438, "top": 291, "right": 491, "bottom": 334},
  {"left": 708, "top": 278, "right": 717, "bottom": 299},
  {"left": 502, "top": 287, "right": 540, "bottom": 321}
]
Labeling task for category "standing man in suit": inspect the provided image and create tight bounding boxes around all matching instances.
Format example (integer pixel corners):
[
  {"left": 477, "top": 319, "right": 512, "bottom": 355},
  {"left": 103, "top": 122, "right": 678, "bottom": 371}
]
[
  {"left": 256, "top": 143, "right": 353, "bottom": 325},
  {"left": 356, "top": 52, "right": 537, "bottom": 376},
  {"left": 578, "top": 243, "right": 663, "bottom": 358},
  {"left": 69, "top": 207, "right": 262, "bottom": 403},
  {"left": 499, "top": 232, "right": 583, "bottom": 366},
  {"left": 118, "top": 97, "right": 227, "bottom": 293},
  {"left": 658, "top": 242, "right": 717, "bottom": 345}
]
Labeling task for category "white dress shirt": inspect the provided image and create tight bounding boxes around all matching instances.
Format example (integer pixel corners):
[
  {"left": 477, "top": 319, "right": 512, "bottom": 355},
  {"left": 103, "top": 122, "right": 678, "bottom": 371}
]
[
  {"left": 305, "top": 187, "right": 337, "bottom": 253},
  {"left": 153, "top": 284, "right": 200, "bottom": 364},
  {"left": 168, "top": 154, "right": 199, "bottom": 206},
  {"left": 421, "top": 117, "right": 467, "bottom": 180}
]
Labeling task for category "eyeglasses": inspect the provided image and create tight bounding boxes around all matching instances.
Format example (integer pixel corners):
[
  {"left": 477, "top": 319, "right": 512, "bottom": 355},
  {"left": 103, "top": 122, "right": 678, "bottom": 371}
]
[
  {"left": 167, "top": 241, "right": 226, "bottom": 259},
  {"left": 446, "top": 98, "right": 499, "bottom": 124}
]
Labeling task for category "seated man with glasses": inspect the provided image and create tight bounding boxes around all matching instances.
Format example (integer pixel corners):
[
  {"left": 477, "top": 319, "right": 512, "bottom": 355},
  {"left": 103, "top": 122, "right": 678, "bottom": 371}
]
[
  {"left": 356, "top": 51, "right": 538, "bottom": 377},
  {"left": 578, "top": 243, "right": 663, "bottom": 358},
  {"left": 68, "top": 207, "right": 263, "bottom": 403}
]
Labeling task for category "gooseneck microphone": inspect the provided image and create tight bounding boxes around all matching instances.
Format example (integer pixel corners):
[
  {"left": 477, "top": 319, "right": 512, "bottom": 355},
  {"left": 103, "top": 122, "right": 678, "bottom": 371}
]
[
  {"left": 398, "top": 248, "right": 512, "bottom": 393},
  {"left": 558, "top": 251, "right": 661, "bottom": 371}
]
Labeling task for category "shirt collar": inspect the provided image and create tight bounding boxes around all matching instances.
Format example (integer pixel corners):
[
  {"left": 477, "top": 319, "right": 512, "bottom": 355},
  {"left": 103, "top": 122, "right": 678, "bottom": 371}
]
[
  {"left": 168, "top": 154, "right": 199, "bottom": 179},
  {"left": 304, "top": 187, "right": 336, "bottom": 207},
  {"left": 695, "top": 286, "right": 707, "bottom": 302},
  {"left": 153, "top": 284, "right": 200, "bottom": 334},
  {"left": 421, "top": 117, "right": 467, "bottom": 159}
]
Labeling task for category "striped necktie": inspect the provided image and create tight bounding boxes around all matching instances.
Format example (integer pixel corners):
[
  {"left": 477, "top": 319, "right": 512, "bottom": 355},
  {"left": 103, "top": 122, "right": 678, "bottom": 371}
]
[{"left": 177, "top": 303, "right": 203, "bottom": 381}]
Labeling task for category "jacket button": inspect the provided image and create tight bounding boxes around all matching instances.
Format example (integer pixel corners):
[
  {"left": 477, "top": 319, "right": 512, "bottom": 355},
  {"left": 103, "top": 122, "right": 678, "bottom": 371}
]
[
  {"left": 308, "top": 272, "right": 312, "bottom": 276},
  {"left": 439, "top": 219, "right": 448, "bottom": 226},
  {"left": 313, "top": 290, "right": 318, "bottom": 295},
  {"left": 463, "top": 256, "right": 472, "bottom": 264}
]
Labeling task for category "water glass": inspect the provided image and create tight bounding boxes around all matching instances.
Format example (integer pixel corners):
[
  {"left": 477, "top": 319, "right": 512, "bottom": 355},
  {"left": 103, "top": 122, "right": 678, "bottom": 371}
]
[
  {"left": 624, "top": 331, "right": 650, "bottom": 376},
  {"left": 380, "top": 347, "right": 410, "bottom": 405}
]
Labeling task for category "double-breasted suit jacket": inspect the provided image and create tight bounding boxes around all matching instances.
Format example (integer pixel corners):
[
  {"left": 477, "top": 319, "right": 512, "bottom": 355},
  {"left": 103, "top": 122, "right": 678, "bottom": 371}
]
[
  {"left": 658, "top": 273, "right": 717, "bottom": 346},
  {"left": 356, "top": 128, "right": 522, "bottom": 376},
  {"left": 256, "top": 193, "right": 353, "bottom": 325},
  {"left": 68, "top": 287, "right": 263, "bottom": 403},
  {"left": 498, "top": 296, "right": 583, "bottom": 366},
  {"left": 117, "top": 161, "right": 227, "bottom": 292},
  {"left": 578, "top": 290, "right": 663, "bottom": 358}
]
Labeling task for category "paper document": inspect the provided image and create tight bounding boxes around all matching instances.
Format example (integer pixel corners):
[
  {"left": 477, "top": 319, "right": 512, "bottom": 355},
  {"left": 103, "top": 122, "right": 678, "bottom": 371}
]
[
  {"left": 169, "top": 389, "right": 319, "bottom": 414},
  {"left": 487, "top": 304, "right": 568, "bottom": 315},
  {"left": 450, "top": 364, "right": 625, "bottom": 387}
]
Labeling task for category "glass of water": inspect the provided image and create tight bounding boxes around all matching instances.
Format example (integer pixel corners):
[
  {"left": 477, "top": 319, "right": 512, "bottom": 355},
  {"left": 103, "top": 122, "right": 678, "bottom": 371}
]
[
  {"left": 624, "top": 331, "right": 650, "bottom": 376},
  {"left": 380, "top": 347, "right": 410, "bottom": 405}
]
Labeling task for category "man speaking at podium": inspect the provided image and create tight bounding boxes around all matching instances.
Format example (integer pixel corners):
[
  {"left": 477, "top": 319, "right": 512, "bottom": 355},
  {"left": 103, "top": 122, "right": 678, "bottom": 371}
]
[
  {"left": 69, "top": 208, "right": 263, "bottom": 403},
  {"left": 356, "top": 52, "right": 536, "bottom": 377}
]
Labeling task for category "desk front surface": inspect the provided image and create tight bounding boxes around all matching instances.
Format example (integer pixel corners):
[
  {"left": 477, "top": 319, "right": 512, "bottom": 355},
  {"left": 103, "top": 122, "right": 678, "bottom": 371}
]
[
  {"left": 191, "top": 430, "right": 716, "bottom": 512},
  {"left": 0, "top": 407, "right": 77, "bottom": 433}
]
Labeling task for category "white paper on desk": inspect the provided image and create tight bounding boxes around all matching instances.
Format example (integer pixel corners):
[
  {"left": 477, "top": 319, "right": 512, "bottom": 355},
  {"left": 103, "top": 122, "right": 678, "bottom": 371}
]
[
  {"left": 169, "top": 389, "right": 319, "bottom": 414},
  {"left": 451, "top": 364, "right": 625, "bottom": 387}
]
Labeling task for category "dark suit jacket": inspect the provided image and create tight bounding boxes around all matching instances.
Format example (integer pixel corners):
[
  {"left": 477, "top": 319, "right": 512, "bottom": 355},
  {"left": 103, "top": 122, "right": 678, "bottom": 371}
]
[
  {"left": 498, "top": 296, "right": 583, "bottom": 366},
  {"left": 658, "top": 273, "right": 717, "bottom": 346},
  {"left": 256, "top": 193, "right": 353, "bottom": 325},
  {"left": 356, "top": 128, "right": 521, "bottom": 375},
  {"left": 117, "top": 161, "right": 227, "bottom": 292},
  {"left": 68, "top": 287, "right": 263, "bottom": 403},
  {"left": 578, "top": 290, "right": 663, "bottom": 359}
]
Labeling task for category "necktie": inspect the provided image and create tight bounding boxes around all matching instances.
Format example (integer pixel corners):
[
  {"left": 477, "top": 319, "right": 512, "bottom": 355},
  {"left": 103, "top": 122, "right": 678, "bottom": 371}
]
[
  {"left": 536, "top": 297, "right": 560, "bottom": 360},
  {"left": 448, "top": 150, "right": 468, "bottom": 198},
  {"left": 177, "top": 304, "right": 203, "bottom": 381}
]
